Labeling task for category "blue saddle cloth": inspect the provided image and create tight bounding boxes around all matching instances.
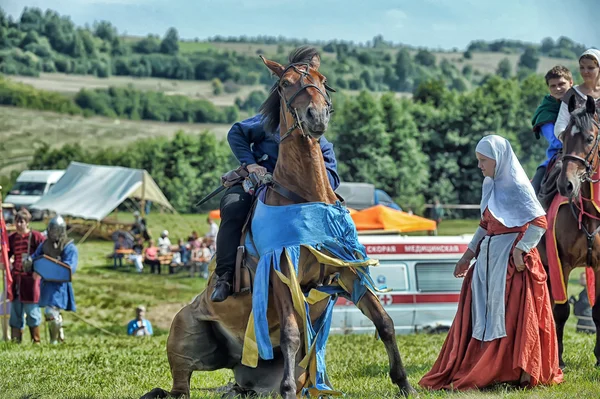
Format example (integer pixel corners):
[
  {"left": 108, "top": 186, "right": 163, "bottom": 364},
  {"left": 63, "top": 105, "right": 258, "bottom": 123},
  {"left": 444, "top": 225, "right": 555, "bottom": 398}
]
[{"left": 245, "top": 199, "right": 380, "bottom": 396}]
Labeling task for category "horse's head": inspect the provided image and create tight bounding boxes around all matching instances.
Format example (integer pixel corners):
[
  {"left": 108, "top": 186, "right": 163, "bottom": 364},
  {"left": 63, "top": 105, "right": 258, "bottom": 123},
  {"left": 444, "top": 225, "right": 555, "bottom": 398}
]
[
  {"left": 259, "top": 54, "right": 333, "bottom": 141},
  {"left": 557, "top": 95, "right": 600, "bottom": 198}
]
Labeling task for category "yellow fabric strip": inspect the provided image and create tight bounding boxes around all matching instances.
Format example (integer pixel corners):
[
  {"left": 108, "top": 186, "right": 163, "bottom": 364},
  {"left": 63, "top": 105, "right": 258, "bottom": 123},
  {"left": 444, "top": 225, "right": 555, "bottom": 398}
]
[{"left": 241, "top": 311, "right": 259, "bottom": 367}]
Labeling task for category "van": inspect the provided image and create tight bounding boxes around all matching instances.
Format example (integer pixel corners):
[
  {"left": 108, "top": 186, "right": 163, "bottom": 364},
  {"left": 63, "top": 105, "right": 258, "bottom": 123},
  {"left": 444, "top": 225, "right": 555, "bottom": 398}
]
[
  {"left": 4, "top": 170, "right": 65, "bottom": 220},
  {"left": 330, "top": 233, "right": 472, "bottom": 335},
  {"left": 335, "top": 182, "right": 401, "bottom": 211}
]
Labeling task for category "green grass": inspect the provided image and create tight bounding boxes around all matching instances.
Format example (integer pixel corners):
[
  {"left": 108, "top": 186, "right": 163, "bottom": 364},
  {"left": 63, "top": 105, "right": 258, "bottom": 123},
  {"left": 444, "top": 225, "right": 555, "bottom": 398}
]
[
  {"left": 1, "top": 216, "right": 596, "bottom": 398},
  {"left": 0, "top": 106, "right": 231, "bottom": 176}
]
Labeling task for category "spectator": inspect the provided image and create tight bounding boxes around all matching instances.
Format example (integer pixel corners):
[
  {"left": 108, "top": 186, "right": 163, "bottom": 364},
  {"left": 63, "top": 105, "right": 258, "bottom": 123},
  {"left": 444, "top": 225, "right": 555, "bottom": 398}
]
[
  {"left": 158, "top": 230, "right": 171, "bottom": 255},
  {"left": 205, "top": 217, "right": 219, "bottom": 241},
  {"left": 429, "top": 198, "right": 444, "bottom": 236},
  {"left": 8, "top": 209, "right": 45, "bottom": 344},
  {"left": 144, "top": 240, "right": 161, "bottom": 274},
  {"left": 127, "top": 305, "right": 153, "bottom": 337},
  {"left": 129, "top": 237, "right": 144, "bottom": 273},
  {"left": 112, "top": 235, "right": 130, "bottom": 269},
  {"left": 131, "top": 211, "right": 150, "bottom": 241}
]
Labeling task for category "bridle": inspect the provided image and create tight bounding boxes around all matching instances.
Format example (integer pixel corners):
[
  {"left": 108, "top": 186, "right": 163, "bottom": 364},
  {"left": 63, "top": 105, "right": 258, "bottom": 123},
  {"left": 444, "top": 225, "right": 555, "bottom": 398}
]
[
  {"left": 277, "top": 62, "right": 335, "bottom": 142},
  {"left": 562, "top": 111, "right": 600, "bottom": 183},
  {"left": 562, "top": 110, "right": 600, "bottom": 265}
]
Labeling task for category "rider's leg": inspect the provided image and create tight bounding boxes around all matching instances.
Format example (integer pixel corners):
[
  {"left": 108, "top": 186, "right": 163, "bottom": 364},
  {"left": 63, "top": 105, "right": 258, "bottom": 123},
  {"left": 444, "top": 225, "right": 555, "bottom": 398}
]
[
  {"left": 532, "top": 165, "right": 546, "bottom": 195},
  {"left": 212, "top": 184, "right": 253, "bottom": 302}
]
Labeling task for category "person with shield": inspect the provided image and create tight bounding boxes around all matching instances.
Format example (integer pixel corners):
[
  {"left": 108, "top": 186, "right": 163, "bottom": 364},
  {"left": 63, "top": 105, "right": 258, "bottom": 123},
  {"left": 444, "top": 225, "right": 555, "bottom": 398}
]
[{"left": 30, "top": 215, "right": 78, "bottom": 344}]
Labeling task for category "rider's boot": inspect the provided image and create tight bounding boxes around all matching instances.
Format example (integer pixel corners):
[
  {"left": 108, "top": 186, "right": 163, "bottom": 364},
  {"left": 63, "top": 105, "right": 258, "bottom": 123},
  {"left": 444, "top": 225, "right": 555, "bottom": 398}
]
[{"left": 211, "top": 271, "right": 233, "bottom": 302}]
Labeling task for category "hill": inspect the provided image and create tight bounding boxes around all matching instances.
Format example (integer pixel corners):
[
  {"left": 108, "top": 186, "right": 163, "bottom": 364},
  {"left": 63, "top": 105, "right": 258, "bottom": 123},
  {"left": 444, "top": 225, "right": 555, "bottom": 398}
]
[{"left": 0, "top": 106, "right": 230, "bottom": 176}]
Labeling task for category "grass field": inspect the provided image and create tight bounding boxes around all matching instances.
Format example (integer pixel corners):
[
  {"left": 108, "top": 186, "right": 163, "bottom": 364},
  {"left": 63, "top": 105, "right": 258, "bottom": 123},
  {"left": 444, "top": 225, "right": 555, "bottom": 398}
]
[
  {"left": 0, "top": 106, "right": 231, "bottom": 176},
  {"left": 7, "top": 73, "right": 265, "bottom": 107},
  {"left": 1, "top": 217, "right": 596, "bottom": 398}
]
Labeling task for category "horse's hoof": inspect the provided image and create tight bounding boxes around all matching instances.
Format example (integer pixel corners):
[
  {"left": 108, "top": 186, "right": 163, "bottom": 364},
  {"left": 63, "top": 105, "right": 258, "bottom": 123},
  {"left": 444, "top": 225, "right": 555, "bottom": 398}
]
[{"left": 139, "top": 388, "right": 170, "bottom": 399}]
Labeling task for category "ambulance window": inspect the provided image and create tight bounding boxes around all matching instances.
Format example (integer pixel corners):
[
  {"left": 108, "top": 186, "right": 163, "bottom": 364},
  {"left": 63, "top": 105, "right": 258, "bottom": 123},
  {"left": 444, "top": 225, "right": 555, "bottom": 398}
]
[
  {"left": 372, "top": 261, "right": 408, "bottom": 291},
  {"left": 415, "top": 263, "right": 462, "bottom": 292}
]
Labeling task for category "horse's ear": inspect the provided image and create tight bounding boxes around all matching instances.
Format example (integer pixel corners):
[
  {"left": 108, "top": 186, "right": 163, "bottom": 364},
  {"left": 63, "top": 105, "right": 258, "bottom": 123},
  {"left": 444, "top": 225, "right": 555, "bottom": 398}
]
[
  {"left": 260, "top": 55, "right": 284, "bottom": 78},
  {"left": 568, "top": 95, "right": 577, "bottom": 113},
  {"left": 586, "top": 95, "right": 596, "bottom": 114}
]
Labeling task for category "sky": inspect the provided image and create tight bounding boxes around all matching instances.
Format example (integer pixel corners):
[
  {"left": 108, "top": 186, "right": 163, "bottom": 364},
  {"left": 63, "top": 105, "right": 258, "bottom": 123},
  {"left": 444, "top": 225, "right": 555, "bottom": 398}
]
[{"left": 2, "top": 0, "right": 598, "bottom": 50}]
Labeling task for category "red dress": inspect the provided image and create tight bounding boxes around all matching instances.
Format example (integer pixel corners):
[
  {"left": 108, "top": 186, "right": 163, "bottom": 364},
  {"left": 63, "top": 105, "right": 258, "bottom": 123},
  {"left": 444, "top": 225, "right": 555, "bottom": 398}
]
[{"left": 419, "top": 210, "right": 563, "bottom": 390}]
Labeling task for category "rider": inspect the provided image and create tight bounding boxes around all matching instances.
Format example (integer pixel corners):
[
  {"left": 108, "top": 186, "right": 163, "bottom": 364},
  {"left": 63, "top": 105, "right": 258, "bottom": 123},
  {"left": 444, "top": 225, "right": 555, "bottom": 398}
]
[
  {"left": 31, "top": 215, "right": 78, "bottom": 344},
  {"left": 530, "top": 65, "right": 573, "bottom": 194},
  {"left": 211, "top": 46, "right": 341, "bottom": 302},
  {"left": 555, "top": 49, "right": 600, "bottom": 137}
]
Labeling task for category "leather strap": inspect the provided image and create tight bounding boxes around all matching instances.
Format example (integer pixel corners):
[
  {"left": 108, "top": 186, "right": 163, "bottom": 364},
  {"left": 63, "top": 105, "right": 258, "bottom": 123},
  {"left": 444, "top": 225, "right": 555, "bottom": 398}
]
[{"left": 269, "top": 181, "right": 309, "bottom": 203}]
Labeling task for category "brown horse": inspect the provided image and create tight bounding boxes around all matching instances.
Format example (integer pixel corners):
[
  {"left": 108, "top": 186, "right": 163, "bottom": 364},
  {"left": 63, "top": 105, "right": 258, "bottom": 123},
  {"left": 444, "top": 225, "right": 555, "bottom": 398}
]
[
  {"left": 140, "top": 54, "right": 416, "bottom": 398},
  {"left": 538, "top": 94, "right": 600, "bottom": 368}
]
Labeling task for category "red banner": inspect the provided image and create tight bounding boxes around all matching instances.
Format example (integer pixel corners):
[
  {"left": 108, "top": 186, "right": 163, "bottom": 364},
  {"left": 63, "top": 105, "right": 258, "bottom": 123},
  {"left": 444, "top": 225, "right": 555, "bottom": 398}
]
[{"left": 0, "top": 195, "right": 13, "bottom": 301}]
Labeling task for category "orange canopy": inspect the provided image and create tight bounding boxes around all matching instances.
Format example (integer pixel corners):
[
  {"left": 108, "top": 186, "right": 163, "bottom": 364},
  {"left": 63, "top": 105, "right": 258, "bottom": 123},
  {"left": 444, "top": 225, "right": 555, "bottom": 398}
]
[
  {"left": 209, "top": 209, "right": 221, "bottom": 220},
  {"left": 351, "top": 205, "right": 436, "bottom": 232}
]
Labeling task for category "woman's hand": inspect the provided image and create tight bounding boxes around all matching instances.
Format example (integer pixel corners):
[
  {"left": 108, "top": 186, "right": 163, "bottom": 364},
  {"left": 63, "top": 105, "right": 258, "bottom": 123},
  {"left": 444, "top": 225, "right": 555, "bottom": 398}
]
[
  {"left": 513, "top": 248, "right": 526, "bottom": 272},
  {"left": 454, "top": 249, "right": 475, "bottom": 278}
]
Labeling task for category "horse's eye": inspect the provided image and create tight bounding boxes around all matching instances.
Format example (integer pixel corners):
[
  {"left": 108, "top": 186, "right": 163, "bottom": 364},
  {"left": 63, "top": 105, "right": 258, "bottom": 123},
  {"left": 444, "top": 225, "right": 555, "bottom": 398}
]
[
  {"left": 281, "top": 80, "right": 290, "bottom": 88},
  {"left": 587, "top": 135, "right": 595, "bottom": 144}
]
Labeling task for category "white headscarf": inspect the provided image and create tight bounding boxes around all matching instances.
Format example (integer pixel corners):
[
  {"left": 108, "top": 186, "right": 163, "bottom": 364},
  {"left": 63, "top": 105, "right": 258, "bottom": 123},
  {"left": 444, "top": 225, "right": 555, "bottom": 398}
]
[
  {"left": 476, "top": 135, "right": 545, "bottom": 228},
  {"left": 580, "top": 48, "right": 600, "bottom": 65}
]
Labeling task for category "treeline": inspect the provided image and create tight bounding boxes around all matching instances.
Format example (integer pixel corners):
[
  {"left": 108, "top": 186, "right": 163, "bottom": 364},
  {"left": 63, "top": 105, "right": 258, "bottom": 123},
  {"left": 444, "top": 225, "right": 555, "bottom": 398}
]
[
  {"left": 0, "top": 76, "right": 239, "bottom": 123},
  {"left": 0, "top": 6, "right": 585, "bottom": 95},
  {"left": 21, "top": 73, "right": 549, "bottom": 215},
  {"left": 467, "top": 37, "right": 588, "bottom": 60}
]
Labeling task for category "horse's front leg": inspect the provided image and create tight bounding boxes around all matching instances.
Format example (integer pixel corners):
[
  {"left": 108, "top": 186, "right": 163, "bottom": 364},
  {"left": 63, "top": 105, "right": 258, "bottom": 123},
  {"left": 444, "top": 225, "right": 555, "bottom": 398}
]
[
  {"left": 271, "top": 267, "right": 301, "bottom": 399},
  {"left": 339, "top": 270, "right": 416, "bottom": 397}
]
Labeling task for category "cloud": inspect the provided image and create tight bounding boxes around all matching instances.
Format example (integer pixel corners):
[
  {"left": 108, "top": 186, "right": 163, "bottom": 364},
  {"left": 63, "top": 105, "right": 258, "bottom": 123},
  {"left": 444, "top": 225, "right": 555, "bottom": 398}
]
[{"left": 384, "top": 8, "right": 408, "bottom": 29}]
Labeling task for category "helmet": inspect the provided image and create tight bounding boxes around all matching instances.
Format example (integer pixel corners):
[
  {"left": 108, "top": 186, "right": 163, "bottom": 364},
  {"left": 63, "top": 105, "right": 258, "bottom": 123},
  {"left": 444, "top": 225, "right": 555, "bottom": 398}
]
[{"left": 47, "top": 215, "right": 67, "bottom": 242}]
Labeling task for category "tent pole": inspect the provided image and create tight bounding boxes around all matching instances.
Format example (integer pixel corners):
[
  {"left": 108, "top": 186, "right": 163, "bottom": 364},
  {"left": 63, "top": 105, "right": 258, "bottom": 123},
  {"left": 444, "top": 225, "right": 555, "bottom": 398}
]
[
  {"left": 1, "top": 270, "right": 7, "bottom": 341},
  {"left": 78, "top": 222, "right": 98, "bottom": 245},
  {"left": 141, "top": 173, "right": 147, "bottom": 217}
]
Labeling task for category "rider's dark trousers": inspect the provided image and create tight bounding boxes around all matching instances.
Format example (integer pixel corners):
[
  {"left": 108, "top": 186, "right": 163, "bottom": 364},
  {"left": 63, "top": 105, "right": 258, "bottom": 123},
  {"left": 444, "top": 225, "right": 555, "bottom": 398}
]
[
  {"left": 532, "top": 165, "right": 546, "bottom": 195},
  {"left": 215, "top": 184, "right": 253, "bottom": 277}
]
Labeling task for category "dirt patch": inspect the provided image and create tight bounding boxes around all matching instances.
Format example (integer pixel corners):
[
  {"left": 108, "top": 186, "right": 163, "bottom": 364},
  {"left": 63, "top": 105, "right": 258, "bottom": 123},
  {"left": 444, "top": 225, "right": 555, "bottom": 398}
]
[{"left": 149, "top": 302, "right": 189, "bottom": 330}]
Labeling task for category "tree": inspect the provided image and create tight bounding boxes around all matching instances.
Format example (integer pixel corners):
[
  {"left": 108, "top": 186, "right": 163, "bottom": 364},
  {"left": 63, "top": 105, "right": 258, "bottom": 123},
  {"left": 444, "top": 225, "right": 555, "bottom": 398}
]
[
  {"left": 133, "top": 35, "right": 160, "bottom": 54},
  {"left": 518, "top": 47, "right": 539, "bottom": 71},
  {"left": 413, "top": 79, "right": 447, "bottom": 107},
  {"left": 212, "top": 78, "right": 223, "bottom": 95},
  {"left": 160, "top": 27, "right": 179, "bottom": 55},
  {"left": 414, "top": 49, "right": 436, "bottom": 67},
  {"left": 496, "top": 58, "right": 512, "bottom": 78},
  {"left": 463, "top": 50, "right": 472, "bottom": 59},
  {"left": 394, "top": 48, "right": 413, "bottom": 91},
  {"left": 540, "top": 37, "right": 554, "bottom": 54}
]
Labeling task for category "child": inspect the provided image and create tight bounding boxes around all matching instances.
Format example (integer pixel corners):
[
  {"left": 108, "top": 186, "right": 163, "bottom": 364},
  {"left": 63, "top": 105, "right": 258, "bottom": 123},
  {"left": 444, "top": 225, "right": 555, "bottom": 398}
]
[{"left": 530, "top": 66, "right": 573, "bottom": 195}]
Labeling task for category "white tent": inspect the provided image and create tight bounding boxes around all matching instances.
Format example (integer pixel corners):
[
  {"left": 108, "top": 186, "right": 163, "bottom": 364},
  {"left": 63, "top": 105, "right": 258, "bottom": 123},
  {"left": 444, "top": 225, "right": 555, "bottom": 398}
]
[{"left": 32, "top": 162, "right": 175, "bottom": 221}]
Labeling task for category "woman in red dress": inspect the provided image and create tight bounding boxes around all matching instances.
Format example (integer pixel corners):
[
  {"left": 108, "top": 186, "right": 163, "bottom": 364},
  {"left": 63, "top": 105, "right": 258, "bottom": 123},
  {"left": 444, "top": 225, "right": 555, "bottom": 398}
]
[{"left": 419, "top": 135, "right": 563, "bottom": 390}]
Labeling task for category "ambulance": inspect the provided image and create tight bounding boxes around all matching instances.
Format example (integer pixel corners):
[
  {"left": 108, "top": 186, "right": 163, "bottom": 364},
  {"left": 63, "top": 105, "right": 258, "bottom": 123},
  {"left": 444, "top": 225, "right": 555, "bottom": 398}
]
[{"left": 330, "top": 233, "right": 472, "bottom": 335}]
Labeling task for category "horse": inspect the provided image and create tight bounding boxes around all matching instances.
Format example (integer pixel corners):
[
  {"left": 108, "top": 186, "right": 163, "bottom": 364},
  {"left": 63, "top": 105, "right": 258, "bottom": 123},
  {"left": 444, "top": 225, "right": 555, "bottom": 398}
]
[
  {"left": 140, "top": 54, "right": 416, "bottom": 399},
  {"left": 538, "top": 94, "right": 600, "bottom": 368}
]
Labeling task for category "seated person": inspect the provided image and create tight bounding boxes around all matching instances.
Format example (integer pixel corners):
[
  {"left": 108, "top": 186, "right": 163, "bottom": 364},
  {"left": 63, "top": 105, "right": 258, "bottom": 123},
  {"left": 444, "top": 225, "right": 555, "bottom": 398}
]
[
  {"left": 157, "top": 230, "right": 171, "bottom": 255},
  {"left": 129, "top": 237, "right": 144, "bottom": 273},
  {"left": 112, "top": 235, "right": 131, "bottom": 269},
  {"left": 143, "top": 240, "right": 161, "bottom": 274},
  {"left": 127, "top": 305, "right": 153, "bottom": 337}
]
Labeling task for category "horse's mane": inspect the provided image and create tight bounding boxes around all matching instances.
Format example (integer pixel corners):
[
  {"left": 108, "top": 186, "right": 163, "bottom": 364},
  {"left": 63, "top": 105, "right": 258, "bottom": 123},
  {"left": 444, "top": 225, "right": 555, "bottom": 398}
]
[
  {"left": 569, "top": 107, "right": 596, "bottom": 136},
  {"left": 259, "top": 46, "right": 321, "bottom": 134}
]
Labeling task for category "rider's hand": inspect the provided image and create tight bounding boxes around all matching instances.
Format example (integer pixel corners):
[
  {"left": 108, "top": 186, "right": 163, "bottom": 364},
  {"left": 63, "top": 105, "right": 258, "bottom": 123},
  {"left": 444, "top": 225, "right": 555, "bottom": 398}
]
[
  {"left": 247, "top": 164, "right": 267, "bottom": 176},
  {"left": 454, "top": 249, "right": 474, "bottom": 278},
  {"left": 513, "top": 248, "right": 526, "bottom": 272}
]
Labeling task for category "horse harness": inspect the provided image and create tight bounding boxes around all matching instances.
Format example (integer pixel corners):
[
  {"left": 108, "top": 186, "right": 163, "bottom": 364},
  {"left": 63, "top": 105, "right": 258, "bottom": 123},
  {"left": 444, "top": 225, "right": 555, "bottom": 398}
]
[
  {"left": 564, "top": 111, "right": 600, "bottom": 265},
  {"left": 277, "top": 62, "right": 335, "bottom": 143}
]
